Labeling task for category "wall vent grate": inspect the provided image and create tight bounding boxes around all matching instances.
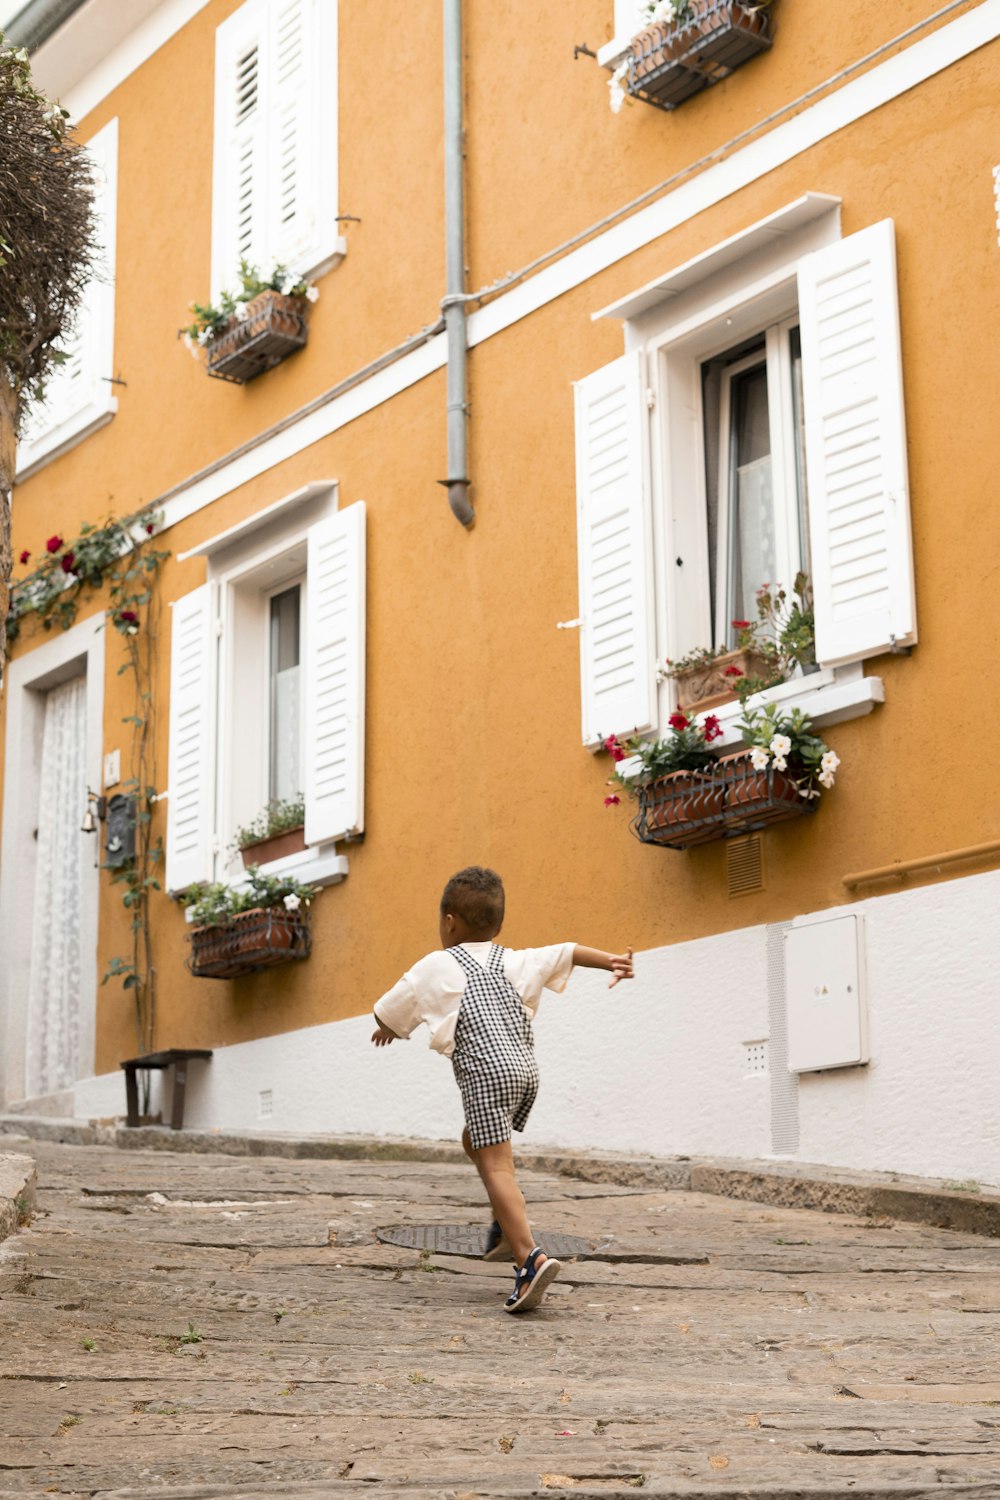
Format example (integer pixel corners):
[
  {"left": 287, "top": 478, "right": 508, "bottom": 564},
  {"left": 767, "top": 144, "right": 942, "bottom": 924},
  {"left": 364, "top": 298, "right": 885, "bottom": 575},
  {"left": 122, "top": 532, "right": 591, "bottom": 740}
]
[
  {"left": 258, "top": 1088, "right": 273, "bottom": 1119},
  {"left": 727, "top": 833, "right": 764, "bottom": 895},
  {"left": 744, "top": 1040, "right": 768, "bottom": 1075}
]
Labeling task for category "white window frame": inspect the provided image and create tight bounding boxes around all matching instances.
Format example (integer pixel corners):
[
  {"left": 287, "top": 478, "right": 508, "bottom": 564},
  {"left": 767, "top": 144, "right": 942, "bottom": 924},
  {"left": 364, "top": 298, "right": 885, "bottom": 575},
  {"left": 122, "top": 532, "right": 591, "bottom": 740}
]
[
  {"left": 216, "top": 537, "right": 310, "bottom": 884},
  {"left": 210, "top": 0, "right": 346, "bottom": 301},
  {"left": 264, "top": 574, "right": 307, "bottom": 808},
  {"left": 16, "top": 118, "right": 119, "bottom": 482},
  {"left": 709, "top": 318, "right": 803, "bottom": 649},
  {"left": 615, "top": 205, "right": 885, "bottom": 748},
  {"left": 167, "top": 484, "right": 350, "bottom": 896}
]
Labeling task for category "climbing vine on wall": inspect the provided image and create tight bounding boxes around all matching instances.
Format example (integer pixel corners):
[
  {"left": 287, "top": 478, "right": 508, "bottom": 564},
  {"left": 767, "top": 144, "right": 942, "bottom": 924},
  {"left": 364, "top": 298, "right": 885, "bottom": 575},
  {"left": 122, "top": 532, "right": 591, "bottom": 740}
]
[{"left": 10, "top": 505, "right": 169, "bottom": 1110}]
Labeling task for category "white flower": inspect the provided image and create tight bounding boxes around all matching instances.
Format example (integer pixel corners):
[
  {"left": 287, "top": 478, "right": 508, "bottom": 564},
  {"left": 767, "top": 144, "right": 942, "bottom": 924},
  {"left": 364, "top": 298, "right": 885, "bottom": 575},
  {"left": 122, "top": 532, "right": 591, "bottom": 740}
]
[
  {"left": 769, "top": 734, "right": 792, "bottom": 759},
  {"left": 197, "top": 327, "right": 213, "bottom": 346},
  {"left": 772, "top": 756, "right": 787, "bottom": 772},
  {"left": 608, "top": 58, "right": 630, "bottom": 113},
  {"left": 305, "top": 285, "right": 320, "bottom": 304},
  {"left": 818, "top": 770, "right": 836, "bottom": 790},
  {"left": 799, "top": 785, "right": 820, "bottom": 800},
  {"left": 821, "top": 750, "right": 840, "bottom": 773},
  {"left": 183, "top": 332, "right": 199, "bottom": 360},
  {"left": 749, "top": 746, "right": 770, "bottom": 771},
  {"left": 283, "top": 893, "right": 301, "bottom": 912},
  {"left": 279, "top": 273, "right": 296, "bottom": 295},
  {"left": 235, "top": 302, "right": 250, "bottom": 322}
]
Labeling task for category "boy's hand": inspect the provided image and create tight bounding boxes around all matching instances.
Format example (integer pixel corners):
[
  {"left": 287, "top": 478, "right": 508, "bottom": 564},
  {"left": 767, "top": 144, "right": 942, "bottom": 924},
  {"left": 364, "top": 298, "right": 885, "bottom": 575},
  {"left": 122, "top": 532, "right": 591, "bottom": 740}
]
[
  {"left": 371, "top": 1018, "right": 398, "bottom": 1047},
  {"left": 608, "top": 946, "right": 634, "bottom": 988}
]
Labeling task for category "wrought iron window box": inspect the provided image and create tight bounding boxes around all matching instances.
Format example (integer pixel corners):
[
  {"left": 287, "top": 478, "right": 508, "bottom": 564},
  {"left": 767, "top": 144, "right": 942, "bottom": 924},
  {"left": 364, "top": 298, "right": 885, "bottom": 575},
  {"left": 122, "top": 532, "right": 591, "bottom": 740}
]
[
  {"left": 187, "top": 907, "right": 312, "bottom": 978},
  {"left": 205, "top": 290, "right": 309, "bottom": 384},
  {"left": 624, "top": 0, "right": 773, "bottom": 112},
  {"left": 632, "top": 752, "right": 816, "bottom": 850}
]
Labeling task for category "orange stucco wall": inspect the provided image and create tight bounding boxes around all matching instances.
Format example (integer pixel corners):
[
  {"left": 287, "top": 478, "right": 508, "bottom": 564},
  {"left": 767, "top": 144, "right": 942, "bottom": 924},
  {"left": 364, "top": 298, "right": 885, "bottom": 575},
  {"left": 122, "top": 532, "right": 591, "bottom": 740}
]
[{"left": 4, "top": 0, "right": 999, "bottom": 1079}]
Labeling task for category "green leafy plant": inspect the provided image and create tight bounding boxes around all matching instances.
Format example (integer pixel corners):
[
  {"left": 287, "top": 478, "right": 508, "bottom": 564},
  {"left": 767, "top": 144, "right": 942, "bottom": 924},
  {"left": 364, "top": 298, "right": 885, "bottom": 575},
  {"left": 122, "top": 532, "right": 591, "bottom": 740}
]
[
  {"left": 179, "top": 866, "right": 318, "bottom": 927},
  {"left": 179, "top": 1322, "right": 202, "bottom": 1345},
  {"left": 181, "top": 258, "right": 319, "bottom": 351},
  {"left": 231, "top": 795, "right": 305, "bottom": 854},
  {"left": 602, "top": 711, "right": 725, "bottom": 805},
  {"left": 738, "top": 702, "right": 839, "bottom": 799}
]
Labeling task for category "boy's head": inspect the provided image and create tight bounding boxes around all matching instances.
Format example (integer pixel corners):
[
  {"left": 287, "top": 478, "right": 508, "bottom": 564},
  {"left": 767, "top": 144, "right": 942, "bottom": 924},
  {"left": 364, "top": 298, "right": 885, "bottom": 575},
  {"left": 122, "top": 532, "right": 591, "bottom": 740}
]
[{"left": 439, "top": 866, "right": 505, "bottom": 945}]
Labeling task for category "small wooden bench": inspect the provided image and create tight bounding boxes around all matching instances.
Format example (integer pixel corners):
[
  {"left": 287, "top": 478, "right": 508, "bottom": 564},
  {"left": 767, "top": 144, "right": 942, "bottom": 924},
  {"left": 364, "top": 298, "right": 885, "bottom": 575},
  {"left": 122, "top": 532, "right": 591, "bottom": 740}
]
[{"left": 120, "top": 1049, "right": 213, "bottom": 1130}]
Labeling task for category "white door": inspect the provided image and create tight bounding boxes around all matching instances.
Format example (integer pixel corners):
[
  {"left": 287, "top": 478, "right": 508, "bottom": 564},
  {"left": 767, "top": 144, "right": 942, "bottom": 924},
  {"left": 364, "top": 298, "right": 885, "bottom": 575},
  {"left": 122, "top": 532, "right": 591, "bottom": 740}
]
[{"left": 25, "top": 675, "right": 88, "bottom": 1096}]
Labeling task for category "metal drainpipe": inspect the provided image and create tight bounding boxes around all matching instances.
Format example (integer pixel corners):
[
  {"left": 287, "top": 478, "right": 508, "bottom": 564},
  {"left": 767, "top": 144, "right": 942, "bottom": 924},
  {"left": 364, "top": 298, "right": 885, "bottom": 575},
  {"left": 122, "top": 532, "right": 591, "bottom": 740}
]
[{"left": 438, "top": 0, "right": 474, "bottom": 528}]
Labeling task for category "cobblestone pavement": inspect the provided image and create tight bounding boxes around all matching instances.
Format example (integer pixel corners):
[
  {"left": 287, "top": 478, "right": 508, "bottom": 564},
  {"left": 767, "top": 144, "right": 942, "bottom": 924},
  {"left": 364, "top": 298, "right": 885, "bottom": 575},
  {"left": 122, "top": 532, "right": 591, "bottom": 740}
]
[{"left": 2, "top": 1139, "right": 1000, "bottom": 1498}]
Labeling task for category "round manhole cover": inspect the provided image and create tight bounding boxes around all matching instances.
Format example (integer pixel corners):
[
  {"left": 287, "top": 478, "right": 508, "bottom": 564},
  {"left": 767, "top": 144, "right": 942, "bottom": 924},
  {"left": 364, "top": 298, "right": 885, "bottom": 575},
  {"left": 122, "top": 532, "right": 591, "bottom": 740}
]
[{"left": 376, "top": 1223, "right": 597, "bottom": 1258}]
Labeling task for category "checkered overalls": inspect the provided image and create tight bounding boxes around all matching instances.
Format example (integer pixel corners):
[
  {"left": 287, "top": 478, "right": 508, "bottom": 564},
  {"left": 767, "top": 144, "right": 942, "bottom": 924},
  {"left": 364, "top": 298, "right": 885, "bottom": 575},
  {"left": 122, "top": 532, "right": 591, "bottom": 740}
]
[{"left": 450, "top": 944, "right": 540, "bottom": 1150}]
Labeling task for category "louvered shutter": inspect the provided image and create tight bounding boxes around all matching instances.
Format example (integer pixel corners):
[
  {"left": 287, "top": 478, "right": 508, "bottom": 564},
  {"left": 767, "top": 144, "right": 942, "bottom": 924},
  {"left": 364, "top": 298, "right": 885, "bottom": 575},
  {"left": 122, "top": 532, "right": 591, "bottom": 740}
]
[
  {"left": 267, "top": 0, "right": 317, "bottom": 266},
  {"left": 797, "top": 220, "right": 916, "bottom": 667},
  {"left": 20, "top": 122, "right": 116, "bottom": 449},
  {"left": 166, "top": 584, "right": 217, "bottom": 893},
  {"left": 574, "top": 353, "right": 657, "bottom": 747},
  {"left": 304, "top": 504, "right": 366, "bottom": 845},
  {"left": 214, "top": 0, "right": 268, "bottom": 290}
]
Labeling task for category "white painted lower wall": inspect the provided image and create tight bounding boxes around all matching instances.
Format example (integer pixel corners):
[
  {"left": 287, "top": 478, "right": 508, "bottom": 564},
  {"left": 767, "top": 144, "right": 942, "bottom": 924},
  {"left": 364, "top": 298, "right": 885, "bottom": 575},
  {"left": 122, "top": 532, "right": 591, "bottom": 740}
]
[{"left": 74, "top": 869, "right": 1000, "bottom": 1187}]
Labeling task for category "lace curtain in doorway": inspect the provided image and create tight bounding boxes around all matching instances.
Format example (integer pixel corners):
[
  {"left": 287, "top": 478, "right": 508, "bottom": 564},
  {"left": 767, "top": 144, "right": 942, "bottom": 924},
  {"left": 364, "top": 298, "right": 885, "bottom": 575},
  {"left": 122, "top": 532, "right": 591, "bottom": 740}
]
[{"left": 26, "top": 674, "right": 87, "bottom": 1097}]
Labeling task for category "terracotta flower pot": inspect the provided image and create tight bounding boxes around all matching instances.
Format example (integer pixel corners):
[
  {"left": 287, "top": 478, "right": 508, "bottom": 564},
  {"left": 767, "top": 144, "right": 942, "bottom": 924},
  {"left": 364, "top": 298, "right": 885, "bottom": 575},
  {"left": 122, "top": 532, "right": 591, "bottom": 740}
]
[
  {"left": 673, "top": 647, "right": 779, "bottom": 714},
  {"left": 625, "top": 1, "right": 773, "bottom": 112},
  {"left": 239, "top": 825, "right": 307, "bottom": 869},
  {"left": 720, "top": 750, "right": 803, "bottom": 810},
  {"left": 642, "top": 770, "right": 725, "bottom": 831}
]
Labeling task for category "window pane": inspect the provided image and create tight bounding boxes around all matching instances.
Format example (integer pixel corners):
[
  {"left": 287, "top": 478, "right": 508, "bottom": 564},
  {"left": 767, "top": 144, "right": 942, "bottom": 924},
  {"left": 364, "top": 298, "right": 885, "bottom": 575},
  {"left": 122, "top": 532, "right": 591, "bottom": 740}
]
[
  {"left": 789, "top": 325, "right": 811, "bottom": 575},
  {"left": 729, "top": 363, "right": 776, "bottom": 634},
  {"left": 269, "top": 585, "right": 302, "bottom": 805}
]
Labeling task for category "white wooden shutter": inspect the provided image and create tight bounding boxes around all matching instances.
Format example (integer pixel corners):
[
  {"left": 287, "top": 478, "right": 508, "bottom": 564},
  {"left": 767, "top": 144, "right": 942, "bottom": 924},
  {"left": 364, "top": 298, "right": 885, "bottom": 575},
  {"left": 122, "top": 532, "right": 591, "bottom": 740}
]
[
  {"left": 18, "top": 120, "right": 117, "bottom": 460},
  {"left": 798, "top": 220, "right": 916, "bottom": 667},
  {"left": 267, "top": 0, "right": 317, "bottom": 267},
  {"left": 304, "top": 503, "right": 366, "bottom": 845},
  {"left": 213, "top": 0, "right": 268, "bottom": 291},
  {"left": 574, "top": 352, "right": 657, "bottom": 746},
  {"left": 166, "top": 584, "right": 217, "bottom": 893}
]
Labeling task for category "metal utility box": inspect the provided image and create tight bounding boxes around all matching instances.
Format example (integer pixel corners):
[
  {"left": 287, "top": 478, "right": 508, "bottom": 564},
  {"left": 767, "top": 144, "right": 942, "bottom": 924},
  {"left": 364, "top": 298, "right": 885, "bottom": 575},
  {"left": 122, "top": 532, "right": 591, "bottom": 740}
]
[
  {"left": 785, "top": 913, "right": 868, "bottom": 1073},
  {"left": 104, "top": 794, "right": 137, "bottom": 869}
]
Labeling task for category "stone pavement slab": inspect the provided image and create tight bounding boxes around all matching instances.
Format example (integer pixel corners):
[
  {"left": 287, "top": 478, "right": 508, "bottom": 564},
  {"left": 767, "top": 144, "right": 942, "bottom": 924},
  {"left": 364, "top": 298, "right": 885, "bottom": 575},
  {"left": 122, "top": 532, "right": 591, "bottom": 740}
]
[
  {"left": 1, "top": 1141, "right": 999, "bottom": 1498},
  {"left": 0, "top": 1152, "right": 35, "bottom": 1243}
]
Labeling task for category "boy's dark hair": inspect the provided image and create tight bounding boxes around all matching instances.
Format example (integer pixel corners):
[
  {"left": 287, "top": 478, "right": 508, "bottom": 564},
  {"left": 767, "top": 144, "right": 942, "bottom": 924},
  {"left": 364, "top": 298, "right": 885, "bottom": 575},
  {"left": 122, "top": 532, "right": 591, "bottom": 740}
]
[{"left": 440, "top": 866, "right": 505, "bottom": 935}]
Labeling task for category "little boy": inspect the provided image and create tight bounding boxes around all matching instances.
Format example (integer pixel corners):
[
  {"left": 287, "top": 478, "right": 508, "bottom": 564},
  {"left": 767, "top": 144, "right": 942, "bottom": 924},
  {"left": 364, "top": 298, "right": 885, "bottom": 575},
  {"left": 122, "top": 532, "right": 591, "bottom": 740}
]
[{"left": 371, "top": 866, "right": 633, "bottom": 1313}]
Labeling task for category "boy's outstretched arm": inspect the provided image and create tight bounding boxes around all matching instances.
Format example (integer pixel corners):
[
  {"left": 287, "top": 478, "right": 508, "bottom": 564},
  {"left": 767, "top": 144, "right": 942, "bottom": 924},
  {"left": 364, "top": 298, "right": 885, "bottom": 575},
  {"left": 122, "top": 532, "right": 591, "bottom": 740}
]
[
  {"left": 572, "top": 944, "right": 634, "bottom": 988},
  {"left": 371, "top": 1016, "right": 400, "bottom": 1047}
]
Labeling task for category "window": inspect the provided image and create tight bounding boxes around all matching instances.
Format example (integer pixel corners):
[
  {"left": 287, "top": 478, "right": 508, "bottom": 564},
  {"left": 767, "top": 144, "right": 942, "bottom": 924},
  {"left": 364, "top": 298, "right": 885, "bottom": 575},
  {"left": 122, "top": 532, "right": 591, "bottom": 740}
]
[
  {"left": 573, "top": 216, "right": 916, "bottom": 747},
  {"left": 268, "top": 583, "right": 303, "bottom": 805},
  {"left": 16, "top": 119, "right": 119, "bottom": 480},
  {"left": 165, "top": 499, "right": 365, "bottom": 893},
  {"left": 702, "top": 321, "right": 809, "bottom": 649},
  {"left": 211, "top": 0, "right": 344, "bottom": 297}
]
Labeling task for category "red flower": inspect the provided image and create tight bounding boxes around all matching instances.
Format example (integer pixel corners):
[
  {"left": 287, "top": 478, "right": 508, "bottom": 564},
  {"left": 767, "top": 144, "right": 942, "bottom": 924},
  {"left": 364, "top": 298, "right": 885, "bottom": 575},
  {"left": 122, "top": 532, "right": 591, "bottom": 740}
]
[
  {"left": 603, "top": 734, "right": 627, "bottom": 763},
  {"left": 60, "top": 551, "right": 76, "bottom": 573},
  {"left": 46, "top": 535, "right": 63, "bottom": 553},
  {"left": 723, "top": 666, "right": 744, "bottom": 678},
  {"left": 668, "top": 711, "right": 690, "bottom": 731},
  {"left": 703, "top": 714, "right": 723, "bottom": 742},
  {"left": 145, "top": 523, "right": 155, "bottom": 535},
  {"left": 118, "top": 609, "right": 138, "bottom": 625},
  {"left": 18, "top": 549, "right": 30, "bottom": 565},
  {"left": 731, "top": 619, "right": 750, "bottom": 630},
  {"left": 604, "top": 795, "right": 621, "bottom": 807}
]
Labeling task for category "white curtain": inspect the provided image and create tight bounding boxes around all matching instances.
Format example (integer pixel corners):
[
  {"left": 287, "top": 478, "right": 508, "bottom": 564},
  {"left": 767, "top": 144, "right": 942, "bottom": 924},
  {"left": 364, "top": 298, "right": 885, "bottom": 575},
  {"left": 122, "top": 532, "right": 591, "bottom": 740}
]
[{"left": 26, "top": 675, "right": 87, "bottom": 1097}]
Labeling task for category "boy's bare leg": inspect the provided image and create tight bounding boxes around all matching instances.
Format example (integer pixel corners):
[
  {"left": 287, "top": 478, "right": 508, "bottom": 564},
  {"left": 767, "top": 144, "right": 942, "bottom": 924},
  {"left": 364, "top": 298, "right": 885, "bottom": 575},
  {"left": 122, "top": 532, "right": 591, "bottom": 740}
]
[
  {"left": 461, "top": 1127, "right": 489, "bottom": 1192},
  {"left": 470, "top": 1139, "right": 545, "bottom": 1273}
]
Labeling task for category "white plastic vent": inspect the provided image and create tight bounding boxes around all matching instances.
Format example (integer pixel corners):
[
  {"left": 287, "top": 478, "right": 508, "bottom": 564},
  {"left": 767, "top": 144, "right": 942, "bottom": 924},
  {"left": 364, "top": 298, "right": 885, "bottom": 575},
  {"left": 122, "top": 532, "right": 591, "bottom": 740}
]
[
  {"left": 258, "top": 1088, "right": 273, "bottom": 1119},
  {"left": 744, "top": 1041, "right": 768, "bottom": 1076}
]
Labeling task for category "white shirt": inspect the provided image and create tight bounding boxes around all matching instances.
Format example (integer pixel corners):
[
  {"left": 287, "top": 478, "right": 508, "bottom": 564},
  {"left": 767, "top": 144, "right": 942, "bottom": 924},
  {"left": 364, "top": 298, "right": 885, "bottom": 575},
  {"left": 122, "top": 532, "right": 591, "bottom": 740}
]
[{"left": 373, "top": 941, "right": 576, "bottom": 1058}]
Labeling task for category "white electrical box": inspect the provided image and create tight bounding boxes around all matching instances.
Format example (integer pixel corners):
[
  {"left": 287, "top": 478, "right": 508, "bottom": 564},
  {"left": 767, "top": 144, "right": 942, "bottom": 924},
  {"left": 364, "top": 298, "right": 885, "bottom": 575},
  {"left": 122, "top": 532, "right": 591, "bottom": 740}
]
[{"left": 785, "top": 912, "right": 868, "bottom": 1073}]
